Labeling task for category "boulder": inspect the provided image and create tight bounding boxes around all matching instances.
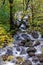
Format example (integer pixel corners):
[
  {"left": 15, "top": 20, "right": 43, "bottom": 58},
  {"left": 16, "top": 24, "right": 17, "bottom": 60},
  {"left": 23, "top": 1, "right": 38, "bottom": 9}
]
[
  {"left": 21, "top": 33, "right": 31, "bottom": 41},
  {"left": 37, "top": 54, "right": 43, "bottom": 63},
  {"left": 25, "top": 41, "right": 33, "bottom": 47},
  {"left": 29, "top": 52, "right": 35, "bottom": 57},
  {"left": 16, "top": 57, "right": 25, "bottom": 63},
  {"left": 27, "top": 47, "right": 36, "bottom": 53},
  {"left": 31, "top": 31, "right": 39, "bottom": 39},
  {"left": 32, "top": 56, "right": 38, "bottom": 62},
  {"left": 6, "top": 48, "right": 13, "bottom": 56},
  {"left": 34, "top": 41, "right": 40, "bottom": 46},
  {"left": 18, "top": 40, "right": 26, "bottom": 46},
  {"left": 16, "top": 47, "right": 20, "bottom": 51},
  {"left": 2, "top": 55, "right": 8, "bottom": 61},
  {"left": 20, "top": 24, "right": 27, "bottom": 30}
]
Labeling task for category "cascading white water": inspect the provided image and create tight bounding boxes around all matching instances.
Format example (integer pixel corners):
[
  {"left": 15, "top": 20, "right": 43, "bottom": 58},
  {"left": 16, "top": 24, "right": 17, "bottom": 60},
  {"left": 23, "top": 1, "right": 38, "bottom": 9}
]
[{"left": 0, "top": 13, "right": 43, "bottom": 65}]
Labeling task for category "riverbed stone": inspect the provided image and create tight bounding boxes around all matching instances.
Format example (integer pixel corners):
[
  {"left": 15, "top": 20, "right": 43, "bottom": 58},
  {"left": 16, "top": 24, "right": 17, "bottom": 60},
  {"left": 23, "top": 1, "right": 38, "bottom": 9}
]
[
  {"left": 16, "top": 47, "right": 20, "bottom": 51},
  {"left": 32, "top": 56, "right": 39, "bottom": 63},
  {"left": 31, "top": 31, "right": 39, "bottom": 39},
  {"left": 27, "top": 47, "right": 36, "bottom": 53},
  {"left": 29, "top": 52, "right": 35, "bottom": 57},
  {"left": 16, "top": 57, "right": 25, "bottom": 63},
  {"left": 2, "top": 55, "right": 8, "bottom": 61},
  {"left": 34, "top": 41, "right": 40, "bottom": 46},
  {"left": 21, "top": 33, "right": 31, "bottom": 41},
  {"left": 25, "top": 41, "right": 33, "bottom": 47},
  {"left": 18, "top": 40, "right": 26, "bottom": 46},
  {"left": 6, "top": 48, "right": 13, "bottom": 56},
  {"left": 37, "top": 54, "right": 43, "bottom": 63}
]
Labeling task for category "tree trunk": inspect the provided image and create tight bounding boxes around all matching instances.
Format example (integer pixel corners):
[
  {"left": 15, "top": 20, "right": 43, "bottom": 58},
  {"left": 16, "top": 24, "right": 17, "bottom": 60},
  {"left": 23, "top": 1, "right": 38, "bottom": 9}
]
[{"left": 9, "top": 0, "right": 14, "bottom": 30}]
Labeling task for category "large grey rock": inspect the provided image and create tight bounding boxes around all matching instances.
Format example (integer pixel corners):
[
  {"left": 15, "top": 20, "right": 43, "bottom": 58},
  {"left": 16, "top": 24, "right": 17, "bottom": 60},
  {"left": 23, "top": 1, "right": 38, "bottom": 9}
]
[
  {"left": 32, "top": 56, "right": 39, "bottom": 63},
  {"left": 31, "top": 31, "right": 39, "bottom": 39},
  {"left": 16, "top": 47, "right": 20, "bottom": 51},
  {"left": 20, "top": 33, "right": 31, "bottom": 41},
  {"left": 37, "top": 54, "right": 43, "bottom": 63},
  {"left": 20, "top": 24, "right": 27, "bottom": 31},
  {"left": 33, "top": 41, "right": 40, "bottom": 46},
  {"left": 18, "top": 40, "right": 26, "bottom": 46},
  {"left": 6, "top": 48, "right": 13, "bottom": 56},
  {"left": 25, "top": 41, "right": 33, "bottom": 47},
  {"left": 28, "top": 52, "right": 35, "bottom": 57},
  {"left": 27, "top": 47, "right": 36, "bottom": 53}
]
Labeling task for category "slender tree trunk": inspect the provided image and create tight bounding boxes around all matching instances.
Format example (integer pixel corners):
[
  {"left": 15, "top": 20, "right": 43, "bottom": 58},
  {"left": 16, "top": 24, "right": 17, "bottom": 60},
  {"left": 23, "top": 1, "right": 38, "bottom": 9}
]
[
  {"left": 3, "top": 0, "right": 5, "bottom": 5},
  {"left": 9, "top": 0, "right": 14, "bottom": 30},
  {"left": 10, "top": 3, "right": 13, "bottom": 30}
]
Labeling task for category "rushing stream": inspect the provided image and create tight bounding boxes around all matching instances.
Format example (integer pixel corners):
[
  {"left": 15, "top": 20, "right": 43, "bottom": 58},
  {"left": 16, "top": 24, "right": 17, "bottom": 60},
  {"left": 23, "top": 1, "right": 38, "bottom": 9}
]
[{"left": 0, "top": 15, "right": 43, "bottom": 65}]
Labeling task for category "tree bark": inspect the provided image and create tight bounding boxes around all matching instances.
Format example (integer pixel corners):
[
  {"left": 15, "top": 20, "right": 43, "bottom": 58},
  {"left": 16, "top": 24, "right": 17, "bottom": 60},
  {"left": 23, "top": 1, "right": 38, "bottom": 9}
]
[{"left": 9, "top": 0, "right": 14, "bottom": 30}]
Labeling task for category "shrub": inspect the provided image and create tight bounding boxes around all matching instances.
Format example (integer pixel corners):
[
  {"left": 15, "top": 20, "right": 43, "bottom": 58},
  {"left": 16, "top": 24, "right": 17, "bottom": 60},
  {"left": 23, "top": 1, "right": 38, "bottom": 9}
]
[{"left": 0, "top": 27, "right": 13, "bottom": 48}]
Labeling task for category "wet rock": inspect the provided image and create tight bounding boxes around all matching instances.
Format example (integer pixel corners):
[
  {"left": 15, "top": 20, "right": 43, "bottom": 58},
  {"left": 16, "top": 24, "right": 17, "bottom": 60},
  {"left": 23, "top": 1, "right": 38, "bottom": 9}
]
[
  {"left": 34, "top": 41, "right": 40, "bottom": 46},
  {"left": 22, "top": 60, "right": 32, "bottom": 65},
  {"left": 31, "top": 31, "right": 39, "bottom": 39},
  {"left": 29, "top": 52, "right": 35, "bottom": 57},
  {"left": 16, "top": 36, "right": 22, "bottom": 41},
  {"left": 20, "top": 48, "right": 26, "bottom": 54},
  {"left": 18, "top": 42, "right": 25, "bottom": 46},
  {"left": 20, "top": 24, "right": 27, "bottom": 30},
  {"left": 21, "top": 40, "right": 26, "bottom": 44},
  {"left": 21, "top": 33, "right": 31, "bottom": 41},
  {"left": 7, "top": 55, "right": 14, "bottom": 61},
  {"left": 16, "top": 47, "right": 20, "bottom": 51},
  {"left": 18, "top": 40, "right": 26, "bottom": 46},
  {"left": 27, "top": 47, "right": 36, "bottom": 53},
  {"left": 2, "top": 55, "right": 8, "bottom": 61},
  {"left": 32, "top": 56, "right": 38, "bottom": 62},
  {"left": 16, "top": 57, "right": 25, "bottom": 63},
  {"left": 25, "top": 41, "right": 33, "bottom": 47},
  {"left": 6, "top": 48, "right": 13, "bottom": 56},
  {"left": 37, "top": 54, "right": 43, "bottom": 63}
]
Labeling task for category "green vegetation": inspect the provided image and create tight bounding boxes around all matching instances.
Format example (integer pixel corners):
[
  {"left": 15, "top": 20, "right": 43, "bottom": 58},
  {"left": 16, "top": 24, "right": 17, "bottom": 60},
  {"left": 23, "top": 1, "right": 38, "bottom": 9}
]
[{"left": 0, "top": 0, "right": 43, "bottom": 45}]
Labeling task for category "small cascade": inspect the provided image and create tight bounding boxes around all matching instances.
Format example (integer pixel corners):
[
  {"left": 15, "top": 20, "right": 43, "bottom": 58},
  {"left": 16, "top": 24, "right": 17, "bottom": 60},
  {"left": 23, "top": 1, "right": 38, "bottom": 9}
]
[{"left": 0, "top": 13, "right": 43, "bottom": 65}]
